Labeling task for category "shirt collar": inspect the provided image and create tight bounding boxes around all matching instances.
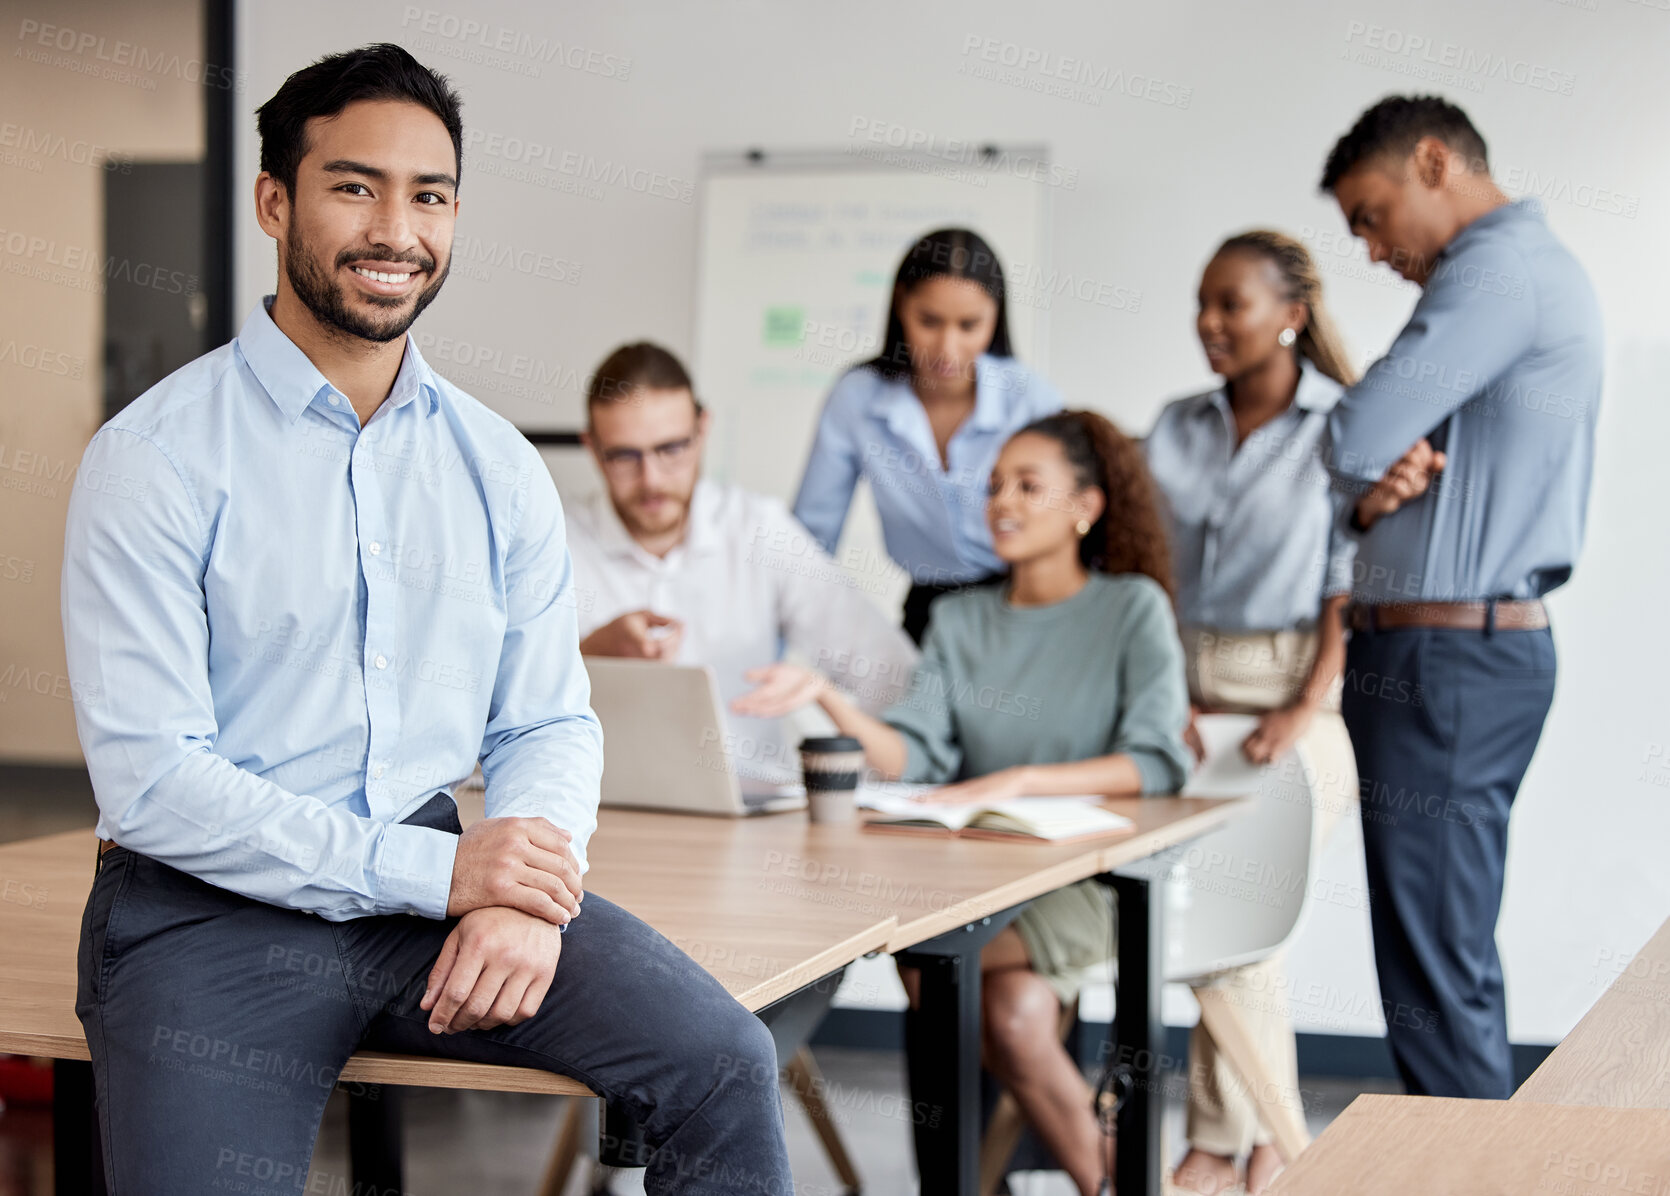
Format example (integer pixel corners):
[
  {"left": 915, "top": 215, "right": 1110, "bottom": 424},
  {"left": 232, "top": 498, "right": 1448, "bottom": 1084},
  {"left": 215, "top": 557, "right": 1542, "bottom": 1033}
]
[
  {"left": 236, "top": 296, "right": 441, "bottom": 424},
  {"left": 1201, "top": 358, "right": 1340, "bottom": 420},
  {"left": 868, "top": 354, "right": 1010, "bottom": 432},
  {"left": 1441, "top": 197, "right": 1545, "bottom": 263},
  {"left": 1292, "top": 359, "right": 1342, "bottom": 412}
]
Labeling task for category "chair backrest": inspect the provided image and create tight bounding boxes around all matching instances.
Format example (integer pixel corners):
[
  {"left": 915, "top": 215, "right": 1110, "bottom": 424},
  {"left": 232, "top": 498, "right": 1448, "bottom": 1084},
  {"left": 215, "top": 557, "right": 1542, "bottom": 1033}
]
[{"left": 1162, "top": 714, "right": 1320, "bottom": 983}]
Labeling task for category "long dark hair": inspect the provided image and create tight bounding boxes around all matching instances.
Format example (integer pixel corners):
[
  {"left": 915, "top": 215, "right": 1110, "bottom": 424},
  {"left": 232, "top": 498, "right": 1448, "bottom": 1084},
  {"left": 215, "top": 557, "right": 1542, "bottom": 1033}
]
[
  {"left": 1015, "top": 411, "right": 1174, "bottom": 600},
  {"left": 864, "top": 227, "right": 1014, "bottom": 381}
]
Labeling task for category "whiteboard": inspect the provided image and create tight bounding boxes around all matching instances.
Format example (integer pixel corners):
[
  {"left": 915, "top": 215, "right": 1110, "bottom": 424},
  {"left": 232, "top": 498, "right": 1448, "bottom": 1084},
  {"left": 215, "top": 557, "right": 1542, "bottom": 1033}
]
[{"left": 692, "top": 148, "right": 1052, "bottom": 604}]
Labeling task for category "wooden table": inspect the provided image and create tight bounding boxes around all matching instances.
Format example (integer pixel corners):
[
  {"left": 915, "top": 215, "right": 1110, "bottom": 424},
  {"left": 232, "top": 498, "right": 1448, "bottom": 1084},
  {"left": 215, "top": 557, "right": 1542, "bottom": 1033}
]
[
  {"left": 0, "top": 824, "right": 897, "bottom": 1195},
  {"left": 689, "top": 793, "right": 1240, "bottom": 1196},
  {"left": 1270, "top": 915, "right": 1670, "bottom": 1195},
  {"left": 1268, "top": 1094, "right": 1670, "bottom": 1195},
  {"left": 1514, "top": 915, "right": 1670, "bottom": 1109},
  {"left": 1, "top": 794, "right": 1235, "bottom": 1196}
]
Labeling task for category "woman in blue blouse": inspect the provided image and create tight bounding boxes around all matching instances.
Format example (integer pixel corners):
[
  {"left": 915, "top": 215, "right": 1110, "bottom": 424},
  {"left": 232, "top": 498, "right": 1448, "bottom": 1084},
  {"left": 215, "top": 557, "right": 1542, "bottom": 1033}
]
[
  {"left": 792, "top": 227, "right": 1063, "bottom": 642},
  {"left": 1145, "top": 230, "right": 1361, "bottom": 1196}
]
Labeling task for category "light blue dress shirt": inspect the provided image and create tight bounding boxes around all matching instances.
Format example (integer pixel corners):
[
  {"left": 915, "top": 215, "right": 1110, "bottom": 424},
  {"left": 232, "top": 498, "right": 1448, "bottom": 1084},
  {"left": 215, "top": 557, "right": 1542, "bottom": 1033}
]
[
  {"left": 1145, "top": 361, "right": 1356, "bottom": 632},
  {"left": 1326, "top": 199, "right": 1604, "bottom": 602},
  {"left": 792, "top": 355, "right": 1063, "bottom": 585},
  {"left": 61, "top": 299, "right": 603, "bottom": 922}
]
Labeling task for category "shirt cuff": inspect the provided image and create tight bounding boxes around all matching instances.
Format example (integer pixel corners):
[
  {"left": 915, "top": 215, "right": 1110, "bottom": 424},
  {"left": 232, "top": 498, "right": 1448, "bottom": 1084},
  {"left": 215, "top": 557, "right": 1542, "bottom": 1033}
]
[
  {"left": 1127, "top": 748, "right": 1186, "bottom": 796},
  {"left": 376, "top": 822, "right": 460, "bottom": 919}
]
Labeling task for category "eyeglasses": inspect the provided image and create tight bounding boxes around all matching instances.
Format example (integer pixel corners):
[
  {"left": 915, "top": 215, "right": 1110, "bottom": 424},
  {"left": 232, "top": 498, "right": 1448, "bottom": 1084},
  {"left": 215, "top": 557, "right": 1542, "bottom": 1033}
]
[{"left": 598, "top": 435, "right": 698, "bottom": 475}]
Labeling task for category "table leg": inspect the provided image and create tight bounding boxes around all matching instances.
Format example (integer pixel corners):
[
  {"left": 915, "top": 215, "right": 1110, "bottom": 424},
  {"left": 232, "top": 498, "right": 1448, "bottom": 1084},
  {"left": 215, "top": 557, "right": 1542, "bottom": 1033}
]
[
  {"left": 53, "top": 1058, "right": 105, "bottom": 1196},
  {"left": 895, "top": 907, "right": 1024, "bottom": 1196},
  {"left": 1105, "top": 870, "right": 1165, "bottom": 1196},
  {"left": 348, "top": 1085, "right": 404, "bottom": 1192}
]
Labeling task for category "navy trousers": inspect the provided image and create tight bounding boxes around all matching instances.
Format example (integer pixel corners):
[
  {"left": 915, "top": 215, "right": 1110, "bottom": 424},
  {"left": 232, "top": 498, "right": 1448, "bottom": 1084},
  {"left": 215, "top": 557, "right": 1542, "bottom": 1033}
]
[
  {"left": 75, "top": 795, "right": 792, "bottom": 1194},
  {"left": 1342, "top": 622, "right": 1556, "bottom": 1098}
]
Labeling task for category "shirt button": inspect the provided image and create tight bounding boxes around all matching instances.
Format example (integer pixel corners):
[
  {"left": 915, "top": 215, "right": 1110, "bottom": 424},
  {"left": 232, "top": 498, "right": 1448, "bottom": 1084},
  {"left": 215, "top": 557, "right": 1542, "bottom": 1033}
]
[
  {"left": 374, "top": 764, "right": 386, "bottom": 779},
  {"left": 327, "top": 394, "right": 341, "bottom": 407},
  {"left": 374, "top": 654, "right": 388, "bottom": 670},
  {"left": 368, "top": 541, "right": 382, "bottom": 556}
]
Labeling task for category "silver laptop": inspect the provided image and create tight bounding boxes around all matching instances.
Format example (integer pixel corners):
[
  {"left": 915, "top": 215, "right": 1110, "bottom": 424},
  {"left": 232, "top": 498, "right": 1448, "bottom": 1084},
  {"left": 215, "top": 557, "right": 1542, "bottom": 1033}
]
[{"left": 585, "top": 658, "right": 806, "bottom": 816}]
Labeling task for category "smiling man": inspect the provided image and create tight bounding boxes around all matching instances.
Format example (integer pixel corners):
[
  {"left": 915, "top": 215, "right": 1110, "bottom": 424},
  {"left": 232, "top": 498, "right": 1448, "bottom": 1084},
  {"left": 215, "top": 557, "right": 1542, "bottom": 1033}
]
[
  {"left": 1318, "top": 95, "right": 1604, "bottom": 1101},
  {"left": 61, "top": 45, "right": 789, "bottom": 1193}
]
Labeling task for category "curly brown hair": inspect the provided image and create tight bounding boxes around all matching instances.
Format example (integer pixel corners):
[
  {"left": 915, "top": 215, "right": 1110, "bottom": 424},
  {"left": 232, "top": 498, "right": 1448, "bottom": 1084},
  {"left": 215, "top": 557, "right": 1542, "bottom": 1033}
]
[{"left": 1015, "top": 410, "right": 1175, "bottom": 600}]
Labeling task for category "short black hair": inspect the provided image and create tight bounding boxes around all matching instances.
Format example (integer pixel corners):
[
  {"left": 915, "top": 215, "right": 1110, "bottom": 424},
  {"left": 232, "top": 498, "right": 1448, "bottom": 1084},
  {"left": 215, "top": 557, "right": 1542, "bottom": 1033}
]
[
  {"left": 1320, "top": 95, "right": 1488, "bottom": 192},
  {"left": 587, "top": 342, "right": 702, "bottom": 411},
  {"left": 256, "top": 43, "right": 464, "bottom": 197}
]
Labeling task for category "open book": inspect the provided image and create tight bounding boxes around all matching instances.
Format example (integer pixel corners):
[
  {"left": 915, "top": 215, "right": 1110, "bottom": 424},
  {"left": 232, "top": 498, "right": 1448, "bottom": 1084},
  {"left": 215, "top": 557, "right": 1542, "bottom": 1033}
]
[{"left": 858, "top": 789, "right": 1135, "bottom": 843}]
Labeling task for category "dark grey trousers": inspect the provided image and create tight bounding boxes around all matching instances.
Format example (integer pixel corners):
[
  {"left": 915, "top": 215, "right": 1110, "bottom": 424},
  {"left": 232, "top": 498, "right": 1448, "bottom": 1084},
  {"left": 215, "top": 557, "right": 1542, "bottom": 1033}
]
[
  {"left": 1344, "top": 624, "right": 1557, "bottom": 1098},
  {"left": 75, "top": 794, "right": 792, "bottom": 1194}
]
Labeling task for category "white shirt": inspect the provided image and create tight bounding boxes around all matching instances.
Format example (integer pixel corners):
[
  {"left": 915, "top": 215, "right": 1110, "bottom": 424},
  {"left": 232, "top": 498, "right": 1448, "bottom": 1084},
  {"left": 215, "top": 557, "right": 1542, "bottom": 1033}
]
[{"left": 566, "top": 479, "right": 918, "bottom": 778}]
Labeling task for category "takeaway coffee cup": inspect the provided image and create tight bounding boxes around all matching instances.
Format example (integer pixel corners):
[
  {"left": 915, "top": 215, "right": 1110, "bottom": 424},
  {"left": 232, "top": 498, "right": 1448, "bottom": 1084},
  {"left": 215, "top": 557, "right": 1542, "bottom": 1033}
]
[{"left": 799, "top": 735, "right": 865, "bottom": 824}]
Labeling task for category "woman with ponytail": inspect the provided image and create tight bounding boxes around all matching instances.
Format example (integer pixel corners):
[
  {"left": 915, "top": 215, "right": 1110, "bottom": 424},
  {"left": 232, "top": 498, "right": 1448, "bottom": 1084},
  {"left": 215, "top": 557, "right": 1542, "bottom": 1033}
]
[
  {"left": 739, "top": 410, "right": 1191, "bottom": 1196},
  {"left": 1144, "top": 230, "right": 1361, "bottom": 1195}
]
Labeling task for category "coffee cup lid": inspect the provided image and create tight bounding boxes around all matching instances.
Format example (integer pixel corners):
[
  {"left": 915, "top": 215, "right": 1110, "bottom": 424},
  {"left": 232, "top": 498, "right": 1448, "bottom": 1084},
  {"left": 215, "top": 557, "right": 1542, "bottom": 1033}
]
[{"left": 799, "top": 735, "right": 862, "bottom": 753}]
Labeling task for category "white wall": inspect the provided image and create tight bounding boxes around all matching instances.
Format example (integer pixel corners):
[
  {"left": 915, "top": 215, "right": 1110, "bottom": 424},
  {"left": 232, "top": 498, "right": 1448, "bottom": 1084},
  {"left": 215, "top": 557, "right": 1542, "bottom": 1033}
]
[{"left": 235, "top": 0, "right": 1670, "bottom": 1044}]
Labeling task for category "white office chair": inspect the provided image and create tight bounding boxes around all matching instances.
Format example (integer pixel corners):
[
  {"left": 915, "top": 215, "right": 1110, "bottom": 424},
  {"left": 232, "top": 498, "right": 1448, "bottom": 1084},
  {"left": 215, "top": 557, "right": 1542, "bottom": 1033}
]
[
  {"left": 1163, "top": 712, "right": 1322, "bottom": 1163},
  {"left": 978, "top": 715, "right": 1325, "bottom": 1193}
]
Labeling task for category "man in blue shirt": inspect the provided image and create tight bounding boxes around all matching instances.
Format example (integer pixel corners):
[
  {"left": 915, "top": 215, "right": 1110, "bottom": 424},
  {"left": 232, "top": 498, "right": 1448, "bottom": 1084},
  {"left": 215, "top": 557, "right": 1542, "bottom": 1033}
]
[
  {"left": 1320, "top": 96, "right": 1603, "bottom": 1100},
  {"left": 61, "top": 44, "right": 788, "bottom": 1193}
]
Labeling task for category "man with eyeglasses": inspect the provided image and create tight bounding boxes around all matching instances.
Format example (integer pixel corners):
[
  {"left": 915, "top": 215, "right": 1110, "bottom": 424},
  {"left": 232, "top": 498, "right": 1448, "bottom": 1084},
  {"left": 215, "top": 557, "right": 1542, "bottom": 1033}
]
[{"left": 570, "top": 342, "right": 916, "bottom": 781}]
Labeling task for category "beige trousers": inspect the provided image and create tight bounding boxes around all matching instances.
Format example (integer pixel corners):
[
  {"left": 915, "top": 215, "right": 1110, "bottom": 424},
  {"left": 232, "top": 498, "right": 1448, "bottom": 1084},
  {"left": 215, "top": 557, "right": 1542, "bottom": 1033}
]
[{"left": 1178, "top": 628, "right": 1358, "bottom": 1159}]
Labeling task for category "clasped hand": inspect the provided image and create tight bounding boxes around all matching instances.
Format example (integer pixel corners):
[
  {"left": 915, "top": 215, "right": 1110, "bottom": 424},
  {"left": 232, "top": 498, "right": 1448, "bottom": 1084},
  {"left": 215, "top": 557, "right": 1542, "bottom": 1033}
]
[{"left": 427, "top": 816, "right": 585, "bottom": 1034}]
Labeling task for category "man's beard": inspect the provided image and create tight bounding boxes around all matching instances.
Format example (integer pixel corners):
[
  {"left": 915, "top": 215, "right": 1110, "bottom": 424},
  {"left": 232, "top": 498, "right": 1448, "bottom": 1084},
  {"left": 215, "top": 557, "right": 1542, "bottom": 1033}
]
[
  {"left": 284, "top": 219, "right": 449, "bottom": 344},
  {"left": 618, "top": 487, "right": 693, "bottom": 539}
]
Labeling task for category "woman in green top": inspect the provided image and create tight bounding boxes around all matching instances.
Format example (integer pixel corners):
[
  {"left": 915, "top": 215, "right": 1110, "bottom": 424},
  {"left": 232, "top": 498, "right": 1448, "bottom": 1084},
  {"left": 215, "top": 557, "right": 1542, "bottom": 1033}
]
[{"left": 739, "top": 410, "right": 1191, "bottom": 1195}]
